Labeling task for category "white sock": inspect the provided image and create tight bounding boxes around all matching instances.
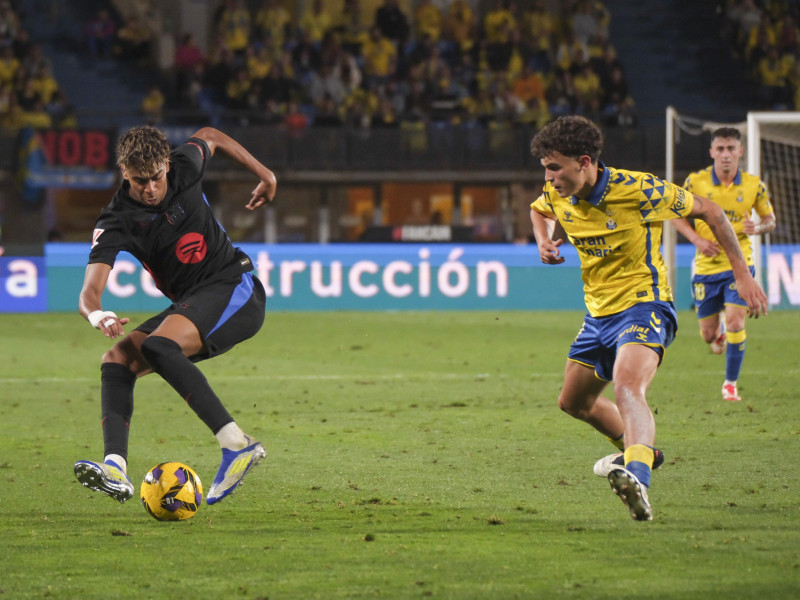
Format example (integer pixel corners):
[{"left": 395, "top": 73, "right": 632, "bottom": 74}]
[
  {"left": 104, "top": 454, "right": 127, "bottom": 473},
  {"left": 216, "top": 422, "right": 248, "bottom": 450}
]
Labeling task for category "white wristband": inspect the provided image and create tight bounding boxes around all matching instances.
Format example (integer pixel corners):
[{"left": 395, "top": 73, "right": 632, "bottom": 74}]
[{"left": 88, "top": 310, "right": 117, "bottom": 329}]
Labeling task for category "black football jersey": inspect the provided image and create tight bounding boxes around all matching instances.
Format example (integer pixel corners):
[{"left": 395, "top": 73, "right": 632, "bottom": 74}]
[{"left": 89, "top": 137, "right": 252, "bottom": 301}]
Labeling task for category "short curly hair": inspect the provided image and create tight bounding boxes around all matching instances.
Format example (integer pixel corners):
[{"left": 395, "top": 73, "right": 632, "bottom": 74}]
[
  {"left": 530, "top": 115, "right": 604, "bottom": 163},
  {"left": 116, "top": 125, "right": 171, "bottom": 173}
]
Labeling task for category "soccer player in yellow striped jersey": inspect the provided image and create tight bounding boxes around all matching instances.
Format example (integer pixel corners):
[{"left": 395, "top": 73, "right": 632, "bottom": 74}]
[
  {"left": 529, "top": 116, "right": 767, "bottom": 521},
  {"left": 673, "top": 127, "right": 775, "bottom": 403}
]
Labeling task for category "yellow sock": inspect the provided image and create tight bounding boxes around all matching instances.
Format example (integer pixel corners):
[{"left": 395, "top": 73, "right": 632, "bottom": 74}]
[
  {"left": 624, "top": 444, "right": 654, "bottom": 487},
  {"left": 624, "top": 444, "right": 654, "bottom": 468}
]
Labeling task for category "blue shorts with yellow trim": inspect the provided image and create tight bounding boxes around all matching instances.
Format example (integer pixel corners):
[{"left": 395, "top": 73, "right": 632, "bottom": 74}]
[
  {"left": 567, "top": 301, "right": 678, "bottom": 381},
  {"left": 691, "top": 267, "right": 754, "bottom": 319}
]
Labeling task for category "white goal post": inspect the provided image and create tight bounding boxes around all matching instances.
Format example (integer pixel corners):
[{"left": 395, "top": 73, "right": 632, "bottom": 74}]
[{"left": 665, "top": 106, "right": 800, "bottom": 308}]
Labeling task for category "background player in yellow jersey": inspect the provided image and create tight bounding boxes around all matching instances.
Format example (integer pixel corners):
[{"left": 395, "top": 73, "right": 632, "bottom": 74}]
[
  {"left": 673, "top": 127, "right": 775, "bottom": 403},
  {"left": 529, "top": 116, "right": 767, "bottom": 521}
]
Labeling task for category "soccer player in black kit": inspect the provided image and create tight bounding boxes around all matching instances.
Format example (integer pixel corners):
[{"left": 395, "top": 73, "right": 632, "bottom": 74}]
[{"left": 74, "top": 125, "right": 276, "bottom": 505}]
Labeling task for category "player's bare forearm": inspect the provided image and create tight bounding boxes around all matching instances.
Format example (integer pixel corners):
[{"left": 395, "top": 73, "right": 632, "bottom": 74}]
[
  {"left": 674, "top": 216, "right": 719, "bottom": 256},
  {"left": 192, "top": 127, "right": 277, "bottom": 207},
  {"left": 530, "top": 209, "right": 564, "bottom": 264}
]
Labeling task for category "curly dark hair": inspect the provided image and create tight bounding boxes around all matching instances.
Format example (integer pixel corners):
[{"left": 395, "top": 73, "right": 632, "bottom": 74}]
[
  {"left": 116, "top": 125, "right": 171, "bottom": 172},
  {"left": 530, "top": 115, "right": 604, "bottom": 163}
]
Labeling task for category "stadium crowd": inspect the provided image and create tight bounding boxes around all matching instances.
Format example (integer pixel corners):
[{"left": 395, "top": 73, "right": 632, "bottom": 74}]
[
  {"left": 722, "top": 0, "right": 800, "bottom": 110},
  {"left": 0, "top": 0, "right": 75, "bottom": 129},
  {"left": 0, "top": 0, "right": 641, "bottom": 132},
  {"left": 169, "top": 0, "right": 639, "bottom": 131}
]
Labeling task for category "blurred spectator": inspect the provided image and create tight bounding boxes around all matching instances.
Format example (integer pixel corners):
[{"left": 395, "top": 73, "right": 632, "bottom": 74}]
[
  {"left": 299, "top": 0, "right": 333, "bottom": 47},
  {"left": 601, "top": 63, "right": 628, "bottom": 112},
  {"left": 522, "top": 0, "right": 554, "bottom": 43},
  {"left": 518, "top": 96, "right": 551, "bottom": 129},
  {"left": 512, "top": 63, "right": 547, "bottom": 105},
  {"left": 84, "top": 9, "right": 116, "bottom": 59},
  {"left": 291, "top": 30, "right": 322, "bottom": 84},
  {"left": 572, "top": 61, "right": 602, "bottom": 113},
  {"left": 254, "top": 0, "right": 292, "bottom": 49},
  {"left": 443, "top": 0, "right": 475, "bottom": 55},
  {"left": 115, "top": 16, "right": 152, "bottom": 63},
  {"left": 570, "top": 0, "right": 610, "bottom": 45},
  {"left": 0, "top": 44, "right": 19, "bottom": 86},
  {"left": 141, "top": 84, "right": 165, "bottom": 123},
  {"left": 225, "top": 66, "right": 252, "bottom": 109},
  {"left": 555, "top": 29, "right": 589, "bottom": 74},
  {"left": 216, "top": 0, "right": 251, "bottom": 58},
  {"left": 728, "top": 0, "right": 763, "bottom": 46},
  {"left": 334, "top": 0, "right": 369, "bottom": 57},
  {"left": 744, "top": 12, "right": 775, "bottom": 66},
  {"left": 332, "top": 49, "right": 362, "bottom": 96},
  {"left": 175, "top": 33, "right": 204, "bottom": 74},
  {"left": 362, "top": 25, "right": 397, "bottom": 89},
  {"left": 308, "top": 62, "right": 347, "bottom": 107},
  {"left": 547, "top": 68, "right": 577, "bottom": 117},
  {"left": 175, "top": 33, "right": 205, "bottom": 101},
  {"left": 429, "top": 64, "right": 466, "bottom": 122},
  {"left": 30, "top": 63, "right": 59, "bottom": 104},
  {"left": 375, "top": 0, "right": 410, "bottom": 45},
  {"left": 414, "top": 0, "right": 443, "bottom": 43},
  {"left": 483, "top": 0, "right": 516, "bottom": 45},
  {"left": 246, "top": 44, "right": 272, "bottom": 83},
  {"left": 284, "top": 100, "right": 309, "bottom": 133},
  {"left": 756, "top": 44, "right": 792, "bottom": 109}
]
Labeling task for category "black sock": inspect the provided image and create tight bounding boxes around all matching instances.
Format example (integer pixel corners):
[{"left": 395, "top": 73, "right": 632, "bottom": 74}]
[
  {"left": 101, "top": 362, "right": 136, "bottom": 460},
  {"left": 140, "top": 335, "right": 233, "bottom": 434}
]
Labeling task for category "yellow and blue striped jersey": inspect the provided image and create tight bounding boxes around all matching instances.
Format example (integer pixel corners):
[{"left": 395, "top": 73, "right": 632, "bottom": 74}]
[
  {"left": 531, "top": 163, "right": 694, "bottom": 317},
  {"left": 682, "top": 167, "right": 772, "bottom": 276}
]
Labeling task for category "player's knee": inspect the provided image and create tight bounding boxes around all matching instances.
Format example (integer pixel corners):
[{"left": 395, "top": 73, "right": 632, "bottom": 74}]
[
  {"left": 558, "top": 395, "right": 587, "bottom": 419},
  {"left": 102, "top": 344, "right": 135, "bottom": 368},
  {"left": 140, "top": 335, "right": 183, "bottom": 371}
]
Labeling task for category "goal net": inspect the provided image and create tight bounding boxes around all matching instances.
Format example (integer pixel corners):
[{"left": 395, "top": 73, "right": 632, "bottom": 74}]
[{"left": 665, "top": 107, "right": 800, "bottom": 309}]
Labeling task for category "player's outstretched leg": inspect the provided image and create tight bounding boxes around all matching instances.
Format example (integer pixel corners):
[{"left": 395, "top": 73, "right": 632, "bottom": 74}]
[
  {"left": 206, "top": 435, "right": 267, "bottom": 505},
  {"left": 74, "top": 459, "right": 135, "bottom": 503},
  {"left": 607, "top": 467, "right": 652, "bottom": 521},
  {"left": 593, "top": 447, "right": 664, "bottom": 477}
]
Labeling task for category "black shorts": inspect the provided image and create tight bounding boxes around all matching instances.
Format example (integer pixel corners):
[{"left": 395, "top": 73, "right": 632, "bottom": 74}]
[{"left": 135, "top": 273, "right": 266, "bottom": 360}]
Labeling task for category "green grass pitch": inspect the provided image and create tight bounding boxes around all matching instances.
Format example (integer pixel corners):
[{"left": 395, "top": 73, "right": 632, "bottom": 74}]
[{"left": 1, "top": 310, "right": 798, "bottom": 599}]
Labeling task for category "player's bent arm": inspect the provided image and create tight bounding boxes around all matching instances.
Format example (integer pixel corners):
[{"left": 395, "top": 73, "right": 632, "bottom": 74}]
[
  {"left": 672, "top": 216, "right": 720, "bottom": 256},
  {"left": 191, "top": 127, "right": 277, "bottom": 209},
  {"left": 689, "top": 194, "right": 768, "bottom": 316},
  {"left": 530, "top": 209, "right": 564, "bottom": 264}
]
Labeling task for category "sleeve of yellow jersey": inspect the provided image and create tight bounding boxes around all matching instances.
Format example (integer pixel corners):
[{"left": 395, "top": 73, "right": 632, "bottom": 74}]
[
  {"left": 530, "top": 192, "right": 556, "bottom": 218},
  {"left": 640, "top": 180, "right": 695, "bottom": 223},
  {"left": 754, "top": 179, "right": 774, "bottom": 218}
]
